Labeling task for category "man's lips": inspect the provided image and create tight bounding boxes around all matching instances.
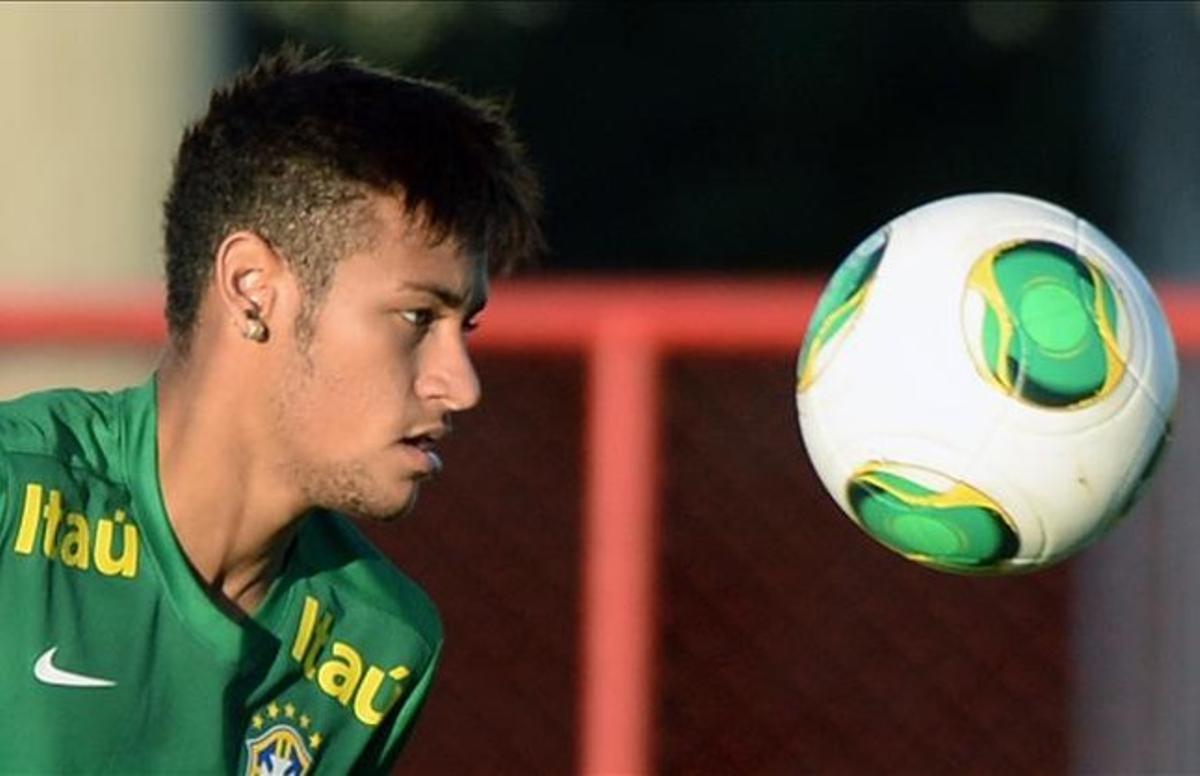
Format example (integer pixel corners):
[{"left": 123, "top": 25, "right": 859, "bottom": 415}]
[{"left": 400, "top": 433, "right": 444, "bottom": 475}]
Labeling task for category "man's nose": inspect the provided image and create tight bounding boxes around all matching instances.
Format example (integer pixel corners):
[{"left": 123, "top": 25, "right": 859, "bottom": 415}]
[{"left": 416, "top": 333, "right": 481, "bottom": 412}]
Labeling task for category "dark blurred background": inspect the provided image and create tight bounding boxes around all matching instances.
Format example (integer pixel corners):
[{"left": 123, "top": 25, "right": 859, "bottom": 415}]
[{"left": 235, "top": 1, "right": 1199, "bottom": 279}]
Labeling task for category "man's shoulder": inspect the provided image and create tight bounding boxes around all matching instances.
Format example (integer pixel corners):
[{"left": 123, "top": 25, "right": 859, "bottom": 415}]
[
  {"left": 0, "top": 386, "right": 124, "bottom": 471},
  {"left": 292, "top": 512, "right": 443, "bottom": 647}
]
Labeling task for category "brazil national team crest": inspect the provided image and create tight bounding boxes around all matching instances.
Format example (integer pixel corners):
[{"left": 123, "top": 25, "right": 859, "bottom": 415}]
[{"left": 244, "top": 700, "right": 323, "bottom": 776}]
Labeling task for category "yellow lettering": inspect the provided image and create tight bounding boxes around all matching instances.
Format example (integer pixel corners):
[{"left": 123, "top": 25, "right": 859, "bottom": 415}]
[
  {"left": 59, "top": 513, "right": 90, "bottom": 570},
  {"left": 292, "top": 596, "right": 321, "bottom": 662},
  {"left": 94, "top": 510, "right": 138, "bottom": 578},
  {"left": 41, "top": 489, "right": 63, "bottom": 559},
  {"left": 318, "top": 642, "right": 364, "bottom": 706},
  {"left": 303, "top": 612, "right": 334, "bottom": 679},
  {"left": 14, "top": 483, "right": 43, "bottom": 555},
  {"left": 353, "top": 665, "right": 403, "bottom": 726},
  {"left": 12, "top": 486, "right": 138, "bottom": 580},
  {"left": 284, "top": 596, "right": 415, "bottom": 728}
]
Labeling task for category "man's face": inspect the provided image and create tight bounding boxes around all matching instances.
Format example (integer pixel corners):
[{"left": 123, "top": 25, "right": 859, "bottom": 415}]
[{"left": 270, "top": 198, "right": 487, "bottom": 522}]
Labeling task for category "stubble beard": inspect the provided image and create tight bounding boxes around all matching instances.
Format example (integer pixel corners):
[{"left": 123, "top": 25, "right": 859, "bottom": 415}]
[
  {"left": 296, "top": 457, "right": 419, "bottom": 523},
  {"left": 272, "top": 344, "right": 419, "bottom": 524}
]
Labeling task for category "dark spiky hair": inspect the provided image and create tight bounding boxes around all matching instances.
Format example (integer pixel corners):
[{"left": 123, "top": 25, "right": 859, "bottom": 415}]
[{"left": 163, "top": 45, "right": 543, "bottom": 352}]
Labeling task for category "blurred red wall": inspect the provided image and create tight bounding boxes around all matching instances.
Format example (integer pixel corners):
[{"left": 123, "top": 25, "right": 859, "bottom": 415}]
[{"left": 371, "top": 353, "right": 1069, "bottom": 775}]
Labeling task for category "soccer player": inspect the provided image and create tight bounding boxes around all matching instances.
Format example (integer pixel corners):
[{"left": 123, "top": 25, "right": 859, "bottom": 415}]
[{"left": 0, "top": 47, "right": 542, "bottom": 773}]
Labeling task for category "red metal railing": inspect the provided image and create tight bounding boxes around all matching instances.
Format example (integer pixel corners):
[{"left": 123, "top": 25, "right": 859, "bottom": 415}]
[{"left": 1, "top": 278, "right": 1197, "bottom": 775}]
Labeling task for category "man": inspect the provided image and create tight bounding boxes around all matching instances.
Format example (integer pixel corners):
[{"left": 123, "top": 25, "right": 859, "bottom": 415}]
[{"left": 0, "top": 46, "right": 542, "bottom": 774}]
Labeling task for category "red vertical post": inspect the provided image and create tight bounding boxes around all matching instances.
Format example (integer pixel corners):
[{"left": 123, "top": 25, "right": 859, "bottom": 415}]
[{"left": 580, "top": 316, "right": 660, "bottom": 776}]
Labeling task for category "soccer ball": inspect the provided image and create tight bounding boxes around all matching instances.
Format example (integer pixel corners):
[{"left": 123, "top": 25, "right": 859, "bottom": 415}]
[{"left": 795, "top": 192, "right": 1178, "bottom": 574}]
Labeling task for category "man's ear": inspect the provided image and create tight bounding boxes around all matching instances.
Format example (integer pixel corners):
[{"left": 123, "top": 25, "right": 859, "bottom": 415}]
[{"left": 213, "top": 231, "right": 287, "bottom": 332}]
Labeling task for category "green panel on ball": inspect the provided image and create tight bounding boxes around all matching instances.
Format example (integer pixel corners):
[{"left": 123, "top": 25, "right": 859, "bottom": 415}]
[
  {"left": 982, "top": 303, "right": 1004, "bottom": 377},
  {"left": 847, "top": 465, "right": 1019, "bottom": 572},
  {"left": 969, "top": 241, "right": 1126, "bottom": 408},
  {"left": 797, "top": 228, "right": 887, "bottom": 391}
]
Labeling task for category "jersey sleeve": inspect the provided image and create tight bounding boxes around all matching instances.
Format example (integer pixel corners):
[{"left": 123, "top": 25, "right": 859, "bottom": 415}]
[{"left": 354, "top": 642, "right": 443, "bottom": 774}]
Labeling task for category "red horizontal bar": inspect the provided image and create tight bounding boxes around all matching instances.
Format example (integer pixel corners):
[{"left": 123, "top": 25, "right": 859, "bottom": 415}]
[
  {"left": 473, "top": 278, "right": 821, "bottom": 352},
  {"left": 0, "top": 291, "right": 165, "bottom": 346},
  {"left": 0, "top": 278, "right": 1197, "bottom": 353}
]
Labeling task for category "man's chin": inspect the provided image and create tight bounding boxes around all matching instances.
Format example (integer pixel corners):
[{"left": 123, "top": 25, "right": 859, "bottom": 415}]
[{"left": 350, "top": 485, "right": 420, "bottom": 524}]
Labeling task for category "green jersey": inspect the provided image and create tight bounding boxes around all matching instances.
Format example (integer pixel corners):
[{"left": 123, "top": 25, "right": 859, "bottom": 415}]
[{"left": 0, "top": 377, "right": 443, "bottom": 774}]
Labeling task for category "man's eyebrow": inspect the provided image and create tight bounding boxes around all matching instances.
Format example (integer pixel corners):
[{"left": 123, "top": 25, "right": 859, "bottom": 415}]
[{"left": 398, "top": 282, "right": 488, "bottom": 315}]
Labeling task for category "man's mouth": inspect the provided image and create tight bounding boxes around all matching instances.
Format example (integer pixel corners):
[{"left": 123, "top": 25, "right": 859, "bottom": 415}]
[{"left": 401, "top": 434, "right": 444, "bottom": 475}]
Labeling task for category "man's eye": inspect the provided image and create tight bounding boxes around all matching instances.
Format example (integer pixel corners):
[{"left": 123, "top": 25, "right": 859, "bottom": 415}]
[{"left": 401, "top": 309, "right": 436, "bottom": 328}]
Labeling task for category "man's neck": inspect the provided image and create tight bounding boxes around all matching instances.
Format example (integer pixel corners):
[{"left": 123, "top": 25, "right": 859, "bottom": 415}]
[{"left": 154, "top": 352, "right": 305, "bottom": 617}]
